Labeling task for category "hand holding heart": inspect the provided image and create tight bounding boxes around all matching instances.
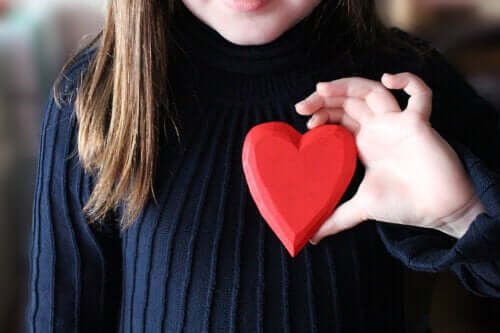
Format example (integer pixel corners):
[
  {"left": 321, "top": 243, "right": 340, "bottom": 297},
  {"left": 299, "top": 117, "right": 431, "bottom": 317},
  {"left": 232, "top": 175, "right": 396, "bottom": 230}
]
[{"left": 295, "top": 72, "right": 486, "bottom": 244}]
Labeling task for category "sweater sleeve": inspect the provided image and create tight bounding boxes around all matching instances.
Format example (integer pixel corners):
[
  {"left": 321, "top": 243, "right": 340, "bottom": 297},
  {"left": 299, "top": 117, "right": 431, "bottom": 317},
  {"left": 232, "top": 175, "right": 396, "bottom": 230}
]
[
  {"left": 25, "top": 53, "right": 122, "bottom": 332},
  {"left": 375, "top": 47, "right": 500, "bottom": 298}
]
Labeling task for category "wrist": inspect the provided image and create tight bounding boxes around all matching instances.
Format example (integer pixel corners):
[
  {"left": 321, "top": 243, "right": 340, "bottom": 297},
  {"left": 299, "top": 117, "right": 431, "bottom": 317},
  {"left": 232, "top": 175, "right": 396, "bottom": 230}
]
[{"left": 435, "top": 194, "right": 486, "bottom": 239}]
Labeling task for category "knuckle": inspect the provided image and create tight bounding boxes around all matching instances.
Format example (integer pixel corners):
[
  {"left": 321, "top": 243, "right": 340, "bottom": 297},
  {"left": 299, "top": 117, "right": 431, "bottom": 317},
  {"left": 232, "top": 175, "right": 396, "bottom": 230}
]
[
  {"left": 372, "top": 83, "right": 390, "bottom": 96},
  {"left": 419, "top": 88, "right": 433, "bottom": 99}
]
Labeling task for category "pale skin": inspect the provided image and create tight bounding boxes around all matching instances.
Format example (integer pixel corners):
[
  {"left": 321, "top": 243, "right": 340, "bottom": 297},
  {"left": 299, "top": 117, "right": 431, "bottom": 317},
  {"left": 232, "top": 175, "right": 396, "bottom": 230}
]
[
  {"left": 295, "top": 73, "right": 486, "bottom": 244},
  {"left": 181, "top": 0, "right": 322, "bottom": 46},
  {"left": 180, "top": 0, "right": 487, "bottom": 243}
]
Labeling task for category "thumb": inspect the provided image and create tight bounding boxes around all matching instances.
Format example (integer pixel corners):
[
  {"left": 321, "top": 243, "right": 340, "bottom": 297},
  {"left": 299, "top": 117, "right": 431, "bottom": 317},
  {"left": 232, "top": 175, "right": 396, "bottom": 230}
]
[{"left": 309, "top": 196, "right": 366, "bottom": 245}]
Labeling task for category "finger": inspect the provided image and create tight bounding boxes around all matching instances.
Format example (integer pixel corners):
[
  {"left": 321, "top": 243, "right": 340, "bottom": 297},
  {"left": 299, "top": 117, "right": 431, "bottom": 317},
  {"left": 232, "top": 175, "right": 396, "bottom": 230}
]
[
  {"left": 304, "top": 94, "right": 373, "bottom": 124},
  {"left": 341, "top": 98, "right": 373, "bottom": 123},
  {"left": 339, "top": 114, "right": 361, "bottom": 135},
  {"left": 296, "top": 93, "right": 347, "bottom": 116},
  {"left": 309, "top": 195, "right": 367, "bottom": 244},
  {"left": 306, "top": 108, "right": 361, "bottom": 134},
  {"left": 381, "top": 72, "right": 432, "bottom": 119},
  {"left": 316, "top": 78, "right": 401, "bottom": 115},
  {"left": 316, "top": 78, "right": 374, "bottom": 98},
  {"left": 307, "top": 109, "right": 331, "bottom": 129},
  {"left": 314, "top": 96, "right": 373, "bottom": 122},
  {"left": 295, "top": 92, "right": 324, "bottom": 115}
]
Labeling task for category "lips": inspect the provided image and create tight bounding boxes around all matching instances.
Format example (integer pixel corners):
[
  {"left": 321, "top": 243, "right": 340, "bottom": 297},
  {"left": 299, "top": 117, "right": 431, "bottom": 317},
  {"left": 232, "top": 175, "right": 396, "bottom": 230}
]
[{"left": 223, "top": 0, "right": 269, "bottom": 12}]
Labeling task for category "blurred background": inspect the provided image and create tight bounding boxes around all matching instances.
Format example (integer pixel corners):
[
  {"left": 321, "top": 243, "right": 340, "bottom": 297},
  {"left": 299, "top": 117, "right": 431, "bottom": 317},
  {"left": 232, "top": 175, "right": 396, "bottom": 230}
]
[{"left": 0, "top": 0, "right": 499, "bottom": 332}]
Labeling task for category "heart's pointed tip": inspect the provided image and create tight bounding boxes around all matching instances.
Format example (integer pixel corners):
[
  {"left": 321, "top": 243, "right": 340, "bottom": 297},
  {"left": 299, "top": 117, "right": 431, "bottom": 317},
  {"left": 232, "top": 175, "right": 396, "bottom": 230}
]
[
  {"left": 286, "top": 241, "right": 307, "bottom": 258},
  {"left": 284, "top": 245, "right": 295, "bottom": 258},
  {"left": 284, "top": 242, "right": 299, "bottom": 258}
]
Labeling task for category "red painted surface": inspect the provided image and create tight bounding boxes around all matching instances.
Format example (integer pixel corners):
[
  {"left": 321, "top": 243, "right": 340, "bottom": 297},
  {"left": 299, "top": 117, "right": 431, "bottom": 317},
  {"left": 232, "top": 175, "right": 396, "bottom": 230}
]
[{"left": 242, "top": 121, "right": 357, "bottom": 257}]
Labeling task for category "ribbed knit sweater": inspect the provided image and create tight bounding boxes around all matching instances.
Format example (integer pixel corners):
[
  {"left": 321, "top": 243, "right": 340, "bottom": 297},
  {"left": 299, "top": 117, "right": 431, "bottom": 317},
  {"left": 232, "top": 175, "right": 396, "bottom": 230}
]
[{"left": 26, "top": 2, "right": 500, "bottom": 332}]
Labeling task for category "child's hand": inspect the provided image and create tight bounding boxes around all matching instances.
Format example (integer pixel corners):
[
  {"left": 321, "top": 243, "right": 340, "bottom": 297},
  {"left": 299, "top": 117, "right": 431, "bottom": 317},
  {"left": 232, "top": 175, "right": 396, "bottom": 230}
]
[{"left": 295, "top": 73, "right": 486, "bottom": 243}]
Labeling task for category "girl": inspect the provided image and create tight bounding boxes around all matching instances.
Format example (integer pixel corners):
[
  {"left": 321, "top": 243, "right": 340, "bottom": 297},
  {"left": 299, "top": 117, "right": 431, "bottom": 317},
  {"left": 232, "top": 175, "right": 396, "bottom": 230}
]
[{"left": 26, "top": 0, "right": 500, "bottom": 332}]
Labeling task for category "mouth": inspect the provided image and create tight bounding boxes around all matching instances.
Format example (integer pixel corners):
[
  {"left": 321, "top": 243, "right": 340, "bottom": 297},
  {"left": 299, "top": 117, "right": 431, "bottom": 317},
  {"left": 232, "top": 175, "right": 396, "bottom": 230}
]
[{"left": 222, "top": 0, "right": 270, "bottom": 12}]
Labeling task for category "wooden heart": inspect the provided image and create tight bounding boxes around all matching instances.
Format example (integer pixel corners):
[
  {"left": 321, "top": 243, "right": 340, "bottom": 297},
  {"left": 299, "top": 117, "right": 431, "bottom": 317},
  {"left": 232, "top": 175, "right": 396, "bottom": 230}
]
[{"left": 242, "top": 121, "right": 357, "bottom": 257}]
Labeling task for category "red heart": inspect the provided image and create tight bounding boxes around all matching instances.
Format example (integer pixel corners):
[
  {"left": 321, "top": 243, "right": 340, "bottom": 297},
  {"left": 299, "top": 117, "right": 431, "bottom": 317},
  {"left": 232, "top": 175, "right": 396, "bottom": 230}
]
[{"left": 242, "top": 121, "right": 357, "bottom": 257}]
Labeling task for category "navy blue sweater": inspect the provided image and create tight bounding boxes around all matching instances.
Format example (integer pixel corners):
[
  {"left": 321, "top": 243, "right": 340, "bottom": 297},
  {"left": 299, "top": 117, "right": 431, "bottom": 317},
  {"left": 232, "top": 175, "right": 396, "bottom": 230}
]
[{"left": 26, "top": 2, "right": 500, "bottom": 332}]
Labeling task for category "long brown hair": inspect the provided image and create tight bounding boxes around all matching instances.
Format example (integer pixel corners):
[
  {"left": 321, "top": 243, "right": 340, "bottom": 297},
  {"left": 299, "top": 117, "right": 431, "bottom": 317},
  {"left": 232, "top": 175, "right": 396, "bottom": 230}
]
[{"left": 54, "top": 0, "right": 389, "bottom": 229}]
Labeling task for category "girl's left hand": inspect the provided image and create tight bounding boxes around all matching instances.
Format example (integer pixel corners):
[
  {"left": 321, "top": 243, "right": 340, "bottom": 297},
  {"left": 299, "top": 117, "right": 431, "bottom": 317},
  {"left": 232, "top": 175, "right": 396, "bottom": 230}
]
[{"left": 294, "top": 72, "right": 486, "bottom": 243}]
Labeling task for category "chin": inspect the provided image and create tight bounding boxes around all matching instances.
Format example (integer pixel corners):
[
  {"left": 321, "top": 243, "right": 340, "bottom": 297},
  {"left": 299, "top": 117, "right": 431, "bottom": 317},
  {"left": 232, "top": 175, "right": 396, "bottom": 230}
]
[
  {"left": 217, "top": 27, "right": 286, "bottom": 46},
  {"left": 181, "top": 0, "right": 320, "bottom": 46}
]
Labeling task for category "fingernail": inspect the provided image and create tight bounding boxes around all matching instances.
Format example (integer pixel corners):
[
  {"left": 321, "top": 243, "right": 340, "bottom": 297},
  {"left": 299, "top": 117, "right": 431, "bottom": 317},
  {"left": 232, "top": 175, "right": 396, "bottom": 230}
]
[
  {"left": 295, "top": 102, "right": 304, "bottom": 109},
  {"left": 309, "top": 239, "right": 318, "bottom": 245}
]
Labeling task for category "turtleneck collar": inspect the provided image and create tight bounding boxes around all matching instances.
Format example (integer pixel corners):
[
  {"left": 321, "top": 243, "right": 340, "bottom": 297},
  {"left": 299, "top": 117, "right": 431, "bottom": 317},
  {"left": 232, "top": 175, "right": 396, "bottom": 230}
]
[{"left": 171, "top": 1, "right": 333, "bottom": 76}]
